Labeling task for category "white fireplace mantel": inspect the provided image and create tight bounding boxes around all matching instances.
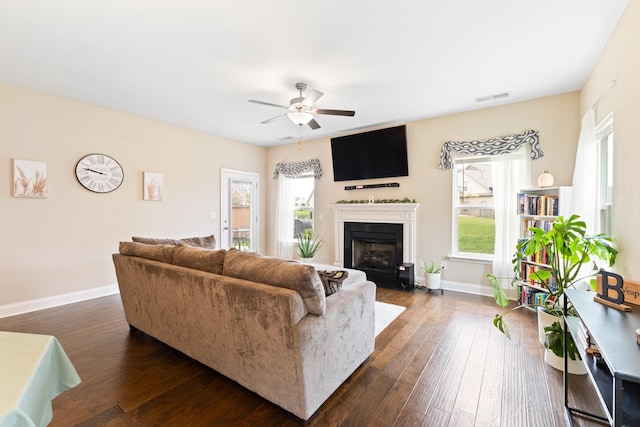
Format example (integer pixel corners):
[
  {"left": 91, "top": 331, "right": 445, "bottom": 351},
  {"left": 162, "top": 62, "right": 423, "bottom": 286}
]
[{"left": 330, "top": 203, "right": 420, "bottom": 267}]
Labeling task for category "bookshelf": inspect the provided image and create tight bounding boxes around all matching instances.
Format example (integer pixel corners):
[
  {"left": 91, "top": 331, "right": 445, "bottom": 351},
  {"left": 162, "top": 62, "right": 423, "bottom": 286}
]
[{"left": 516, "top": 186, "right": 572, "bottom": 311}]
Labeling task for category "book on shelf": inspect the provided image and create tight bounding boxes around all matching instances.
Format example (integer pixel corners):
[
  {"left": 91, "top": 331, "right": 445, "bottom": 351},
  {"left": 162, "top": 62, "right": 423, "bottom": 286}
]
[
  {"left": 575, "top": 319, "right": 604, "bottom": 362},
  {"left": 517, "top": 193, "right": 560, "bottom": 216},
  {"left": 519, "top": 263, "right": 556, "bottom": 292},
  {"left": 517, "top": 284, "right": 549, "bottom": 310}
]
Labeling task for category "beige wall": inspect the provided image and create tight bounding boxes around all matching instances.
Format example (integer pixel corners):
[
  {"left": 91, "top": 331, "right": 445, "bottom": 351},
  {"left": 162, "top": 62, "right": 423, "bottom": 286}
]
[
  {"left": 580, "top": 1, "right": 640, "bottom": 279},
  {"left": 0, "top": 84, "right": 266, "bottom": 307},
  {"left": 5, "top": 1, "right": 637, "bottom": 309},
  {"left": 266, "top": 92, "right": 580, "bottom": 291}
]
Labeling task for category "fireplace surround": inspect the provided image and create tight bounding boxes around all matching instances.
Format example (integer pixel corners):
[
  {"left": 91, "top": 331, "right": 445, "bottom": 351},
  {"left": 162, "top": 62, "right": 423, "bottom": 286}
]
[{"left": 330, "top": 203, "right": 420, "bottom": 289}]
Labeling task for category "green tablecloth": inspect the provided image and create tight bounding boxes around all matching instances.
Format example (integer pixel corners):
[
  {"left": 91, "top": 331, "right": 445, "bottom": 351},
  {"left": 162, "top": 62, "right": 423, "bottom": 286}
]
[{"left": 0, "top": 331, "right": 81, "bottom": 427}]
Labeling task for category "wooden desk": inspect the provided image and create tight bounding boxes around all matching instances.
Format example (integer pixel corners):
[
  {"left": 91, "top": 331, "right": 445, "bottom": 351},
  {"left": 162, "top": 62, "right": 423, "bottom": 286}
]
[
  {"left": 564, "top": 289, "right": 640, "bottom": 427},
  {"left": 0, "top": 331, "right": 81, "bottom": 427}
]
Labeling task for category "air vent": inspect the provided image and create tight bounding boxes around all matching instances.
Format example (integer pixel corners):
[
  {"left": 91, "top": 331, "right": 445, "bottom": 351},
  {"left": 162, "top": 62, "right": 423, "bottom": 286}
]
[
  {"left": 278, "top": 136, "right": 295, "bottom": 141},
  {"left": 475, "top": 91, "right": 510, "bottom": 103}
]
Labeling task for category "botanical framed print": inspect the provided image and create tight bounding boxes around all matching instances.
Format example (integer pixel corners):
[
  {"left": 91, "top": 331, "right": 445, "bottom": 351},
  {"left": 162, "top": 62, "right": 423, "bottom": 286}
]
[
  {"left": 143, "top": 172, "right": 163, "bottom": 201},
  {"left": 13, "top": 159, "right": 47, "bottom": 198}
]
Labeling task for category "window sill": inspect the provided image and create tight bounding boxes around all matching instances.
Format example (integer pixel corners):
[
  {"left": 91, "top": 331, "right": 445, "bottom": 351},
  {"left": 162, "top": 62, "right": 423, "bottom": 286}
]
[{"left": 447, "top": 255, "right": 493, "bottom": 265}]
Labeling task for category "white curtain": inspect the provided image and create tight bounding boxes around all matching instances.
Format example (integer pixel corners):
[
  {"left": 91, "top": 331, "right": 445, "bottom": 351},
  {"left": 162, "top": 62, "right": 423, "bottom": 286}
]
[
  {"left": 274, "top": 175, "right": 295, "bottom": 259},
  {"left": 570, "top": 108, "right": 598, "bottom": 233},
  {"left": 492, "top": 146, "right": 531, "bottom": 285}
]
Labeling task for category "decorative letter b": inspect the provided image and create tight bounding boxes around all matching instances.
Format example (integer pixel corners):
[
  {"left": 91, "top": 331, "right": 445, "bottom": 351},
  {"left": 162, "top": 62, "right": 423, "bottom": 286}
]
[{"left": 598, "top": 270, "right": 625, "bottom": 304}]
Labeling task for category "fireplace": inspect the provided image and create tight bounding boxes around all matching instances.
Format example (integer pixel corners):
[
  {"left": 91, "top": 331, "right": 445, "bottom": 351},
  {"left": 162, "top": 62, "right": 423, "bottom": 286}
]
[
  {"left": 331, "top": 202, "right": 420, "bottom": 290},
  {"left": 344, "top": 222, "right": 408, "bottom": 289}
]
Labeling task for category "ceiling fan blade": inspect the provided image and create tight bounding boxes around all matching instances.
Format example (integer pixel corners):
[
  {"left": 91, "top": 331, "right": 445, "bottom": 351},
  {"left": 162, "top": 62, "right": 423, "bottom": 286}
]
[
  {"left": 260, "top": 114, "right": 287, "bottom": 124},
  {"left": 302, "top": 89, "right": 323, "bottom": 107},
  {"left": 249, "top": 99, "right": 288, "bottom": 109},
  {"left": 315, "top": 108, "right": 356, "bottom": 117},
  {"left": 307, "top": 118, "right": 321, "bottom": 130}
]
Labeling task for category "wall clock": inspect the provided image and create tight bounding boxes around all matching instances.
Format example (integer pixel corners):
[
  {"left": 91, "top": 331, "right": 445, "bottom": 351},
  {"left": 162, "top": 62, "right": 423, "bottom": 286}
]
[{"left": 75, "top": 153, "right": 124, "bottom": 193}]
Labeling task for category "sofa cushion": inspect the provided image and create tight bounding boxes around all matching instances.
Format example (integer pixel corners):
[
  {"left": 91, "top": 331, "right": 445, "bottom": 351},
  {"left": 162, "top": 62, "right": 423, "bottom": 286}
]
[
  {"left": 119, "top": 241, "right": 176, "bottom": 264},
  {"left": 317, "top": 270, "right": 349, "bottom": 296},
  {"left": 172, "top": 245, "right": 227, "bottom": 275},
  {"left": 222, "top": 249, "right": 326, "bottom": 315},
  {"left": 132, "top": 234, "right": 216, "bottom": 249}
]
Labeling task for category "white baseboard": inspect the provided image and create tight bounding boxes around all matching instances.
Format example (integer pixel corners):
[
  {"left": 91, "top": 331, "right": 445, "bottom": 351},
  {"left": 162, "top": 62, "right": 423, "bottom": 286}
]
[
  {"left": 433, "top": 280, "right": 518, "bottom": 300},
  {"left": 0, "top": 284, "right": 120, "bottom": 319}
]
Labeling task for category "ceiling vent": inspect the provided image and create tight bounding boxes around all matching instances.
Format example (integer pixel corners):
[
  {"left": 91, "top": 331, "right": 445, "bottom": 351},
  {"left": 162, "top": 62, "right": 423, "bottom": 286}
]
[{"left": 475, "top": 91, "right": 510, "bottom": 103}]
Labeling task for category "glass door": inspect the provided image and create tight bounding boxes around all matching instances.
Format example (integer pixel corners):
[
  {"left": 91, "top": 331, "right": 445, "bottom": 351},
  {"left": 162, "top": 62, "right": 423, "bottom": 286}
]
[{"left": 220, "top": 169, "right": 259, "bottom": 251}]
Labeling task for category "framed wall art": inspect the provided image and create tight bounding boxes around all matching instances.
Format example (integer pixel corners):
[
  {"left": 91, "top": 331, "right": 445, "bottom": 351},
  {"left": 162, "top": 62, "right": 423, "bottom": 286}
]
[
  {"left": 143, "top": 172, "right": 163, "bottom": 201},
  {"left": 13, "top": 159, "right": 47, "bottom": 198}
]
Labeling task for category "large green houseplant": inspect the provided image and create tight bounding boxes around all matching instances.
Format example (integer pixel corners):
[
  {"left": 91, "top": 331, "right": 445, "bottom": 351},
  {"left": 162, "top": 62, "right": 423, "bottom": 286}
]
[{"left": 490, "top": 214, "right": 617, "bottom": 357}]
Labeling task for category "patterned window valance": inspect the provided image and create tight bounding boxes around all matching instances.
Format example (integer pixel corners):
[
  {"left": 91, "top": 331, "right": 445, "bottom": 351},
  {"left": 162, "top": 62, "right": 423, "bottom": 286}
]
[
  {"left": 438, "top": 129, "right": 544, "bottom": 170},
  {"left": 272, "top": 158, "right": 322, "bottom": 180}
]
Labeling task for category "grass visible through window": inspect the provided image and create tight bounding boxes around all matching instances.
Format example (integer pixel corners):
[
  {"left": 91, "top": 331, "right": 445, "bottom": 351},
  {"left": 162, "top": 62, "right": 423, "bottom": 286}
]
[{"left": 458, "top": 215, "right": 495, "bottom": 254}]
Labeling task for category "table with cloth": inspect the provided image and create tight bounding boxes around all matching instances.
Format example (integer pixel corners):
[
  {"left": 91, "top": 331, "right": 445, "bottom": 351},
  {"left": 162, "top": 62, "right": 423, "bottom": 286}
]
[{"left": 0, "top": 331, "right": 81, "bottom": 427}]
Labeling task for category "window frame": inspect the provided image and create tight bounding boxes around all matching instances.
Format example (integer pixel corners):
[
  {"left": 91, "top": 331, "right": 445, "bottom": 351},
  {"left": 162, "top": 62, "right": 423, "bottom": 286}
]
[
  {"left": 289, "top": 173, "right": 315, "bottom": 241},
  {"left": 451, "top": 156, "right": 496, "bottom": 260},
  {"left": 595, "top": 113, "right": 614, "bottom": 235}
]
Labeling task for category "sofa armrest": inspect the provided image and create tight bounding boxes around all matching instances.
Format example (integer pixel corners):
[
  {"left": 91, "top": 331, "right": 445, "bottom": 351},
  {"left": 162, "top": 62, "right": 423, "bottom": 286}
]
[{"left": 293, "top": 280, "right": 376, "bottom": 419}]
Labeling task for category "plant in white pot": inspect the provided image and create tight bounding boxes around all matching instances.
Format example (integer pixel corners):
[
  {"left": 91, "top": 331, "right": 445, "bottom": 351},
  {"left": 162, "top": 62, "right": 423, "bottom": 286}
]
[
  {"left": 295, "top": 231, "right": 324, "bottom": 263},
  {"left": 489, "top": 214, "right": 617, "bottom": 373},
  {"left": 421, "top": 260, "right": 442, "bottom": 291}
]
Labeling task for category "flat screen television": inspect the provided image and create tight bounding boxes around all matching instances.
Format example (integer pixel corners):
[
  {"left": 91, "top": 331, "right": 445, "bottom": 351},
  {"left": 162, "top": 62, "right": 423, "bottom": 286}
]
[{"left": 330, "top": 125, "right": 408, "bottom": 182}]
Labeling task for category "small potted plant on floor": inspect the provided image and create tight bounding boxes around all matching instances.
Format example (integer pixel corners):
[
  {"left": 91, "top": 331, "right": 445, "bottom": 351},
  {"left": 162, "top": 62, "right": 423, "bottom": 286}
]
[
  {"left": 421, "top": 259, "right": 442, "bottom": 291},
  {"left": 296, "top": 230, "right": 324, "bottom": 263}
]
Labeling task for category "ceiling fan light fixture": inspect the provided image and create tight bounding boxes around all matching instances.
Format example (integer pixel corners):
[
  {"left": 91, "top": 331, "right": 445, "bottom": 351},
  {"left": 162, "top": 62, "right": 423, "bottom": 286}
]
[{"left": 288, "top": 111, "right": 313, "bottom": 126}]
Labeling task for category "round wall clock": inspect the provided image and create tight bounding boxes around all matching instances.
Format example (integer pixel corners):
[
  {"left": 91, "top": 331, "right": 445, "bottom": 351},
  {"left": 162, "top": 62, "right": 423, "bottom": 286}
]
[{"left": 75, "top": 153, "right": 124, "bottom": 193}]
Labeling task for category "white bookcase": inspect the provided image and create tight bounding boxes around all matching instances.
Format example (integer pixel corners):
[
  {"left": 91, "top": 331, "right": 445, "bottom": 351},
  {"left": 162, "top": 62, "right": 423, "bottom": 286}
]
[{"left": 516, "top": 186, "right": 572, "bottom": 310}]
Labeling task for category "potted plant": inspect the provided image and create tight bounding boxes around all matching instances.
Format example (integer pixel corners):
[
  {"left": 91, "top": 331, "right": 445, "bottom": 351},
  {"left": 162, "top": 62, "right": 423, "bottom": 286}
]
[
  {"left": 420, "top": 259, "right": 442, "bottom": 290},
  {"left": 295, "top": 231, "right": 324, "bottom": 263},
  {"left": 490, "top": 214, "right": 617, "bottom": 371}
]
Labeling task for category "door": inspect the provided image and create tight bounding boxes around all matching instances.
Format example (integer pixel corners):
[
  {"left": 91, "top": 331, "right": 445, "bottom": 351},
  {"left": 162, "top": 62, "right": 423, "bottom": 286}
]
[{"left": 220, "top": 169, "right": 259, "bottom": 251}]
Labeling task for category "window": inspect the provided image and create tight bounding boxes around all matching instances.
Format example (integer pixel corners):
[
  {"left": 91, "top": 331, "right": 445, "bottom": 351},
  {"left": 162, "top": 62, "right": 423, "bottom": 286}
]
[
  {"left": 596, "top": 114, "right": 613, "bottom": 235},
  {"left": 292, "top": 174, "right": 315, "bottom": 239},
  {"left": 452, "top": 157, "right": 495, "bottom": 258}
]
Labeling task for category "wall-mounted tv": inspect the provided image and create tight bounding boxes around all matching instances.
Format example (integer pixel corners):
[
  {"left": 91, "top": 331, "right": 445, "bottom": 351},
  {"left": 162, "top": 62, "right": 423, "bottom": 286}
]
[{"left": 330, "top": 125, "right": 408, "bottom": 182}]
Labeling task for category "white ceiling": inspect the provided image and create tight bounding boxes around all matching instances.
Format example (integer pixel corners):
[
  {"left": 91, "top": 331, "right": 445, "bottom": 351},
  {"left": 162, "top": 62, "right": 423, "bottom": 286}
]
[{"left": 0, "top": 1, "right": 628, "bottom": 146}]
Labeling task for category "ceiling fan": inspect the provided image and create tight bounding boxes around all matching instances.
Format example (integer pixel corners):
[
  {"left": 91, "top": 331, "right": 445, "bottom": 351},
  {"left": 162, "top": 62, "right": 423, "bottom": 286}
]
[{"left": 249, "top": 83, "right": 355, "bottom": 130}]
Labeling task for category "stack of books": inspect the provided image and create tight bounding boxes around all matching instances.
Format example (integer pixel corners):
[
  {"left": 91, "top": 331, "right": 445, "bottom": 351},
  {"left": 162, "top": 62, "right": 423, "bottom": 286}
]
[{"left": 574, "top": 319, "right": 603, "bottom": 363}]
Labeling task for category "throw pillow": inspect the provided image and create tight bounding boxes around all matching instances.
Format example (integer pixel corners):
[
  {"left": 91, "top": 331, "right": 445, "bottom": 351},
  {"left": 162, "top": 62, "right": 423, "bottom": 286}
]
[
  {"left": 132, "top": 234, "right": 216, "bottom": 249},
  {"left": 119, "top": 241, "right": 176, "bottom": 264},
  {"left": 172, "top": 245, "right": 226, "bottom": 275},
  {"left": 317, "top": 270, "right": 349, "bottom": 296},
  {"left": 222, "top": 249, "right": 326, "bottom": 315}
]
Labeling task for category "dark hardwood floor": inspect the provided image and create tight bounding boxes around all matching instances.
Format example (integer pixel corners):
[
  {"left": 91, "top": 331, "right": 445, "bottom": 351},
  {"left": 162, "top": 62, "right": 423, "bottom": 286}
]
[{"left": 0, "top": 288, "right": 607, "bottom": 426}]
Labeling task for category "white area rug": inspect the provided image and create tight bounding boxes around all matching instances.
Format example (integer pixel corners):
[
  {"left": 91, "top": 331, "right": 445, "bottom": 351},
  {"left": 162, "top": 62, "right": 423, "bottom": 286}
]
[{"left": 375, "top": 301, "right": 406, "bottom": 337}]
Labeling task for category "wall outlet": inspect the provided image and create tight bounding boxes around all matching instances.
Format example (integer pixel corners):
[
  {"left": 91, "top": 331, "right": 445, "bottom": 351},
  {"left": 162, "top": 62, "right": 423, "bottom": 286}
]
[{"left": 440, "top": 261, "right": 447, "bottom": 271}]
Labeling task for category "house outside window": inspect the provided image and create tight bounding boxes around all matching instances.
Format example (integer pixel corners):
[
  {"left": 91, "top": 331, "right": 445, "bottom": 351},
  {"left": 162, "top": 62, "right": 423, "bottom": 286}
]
[{"left": 452, "top": 157, "right": 495, "bottom": 258}]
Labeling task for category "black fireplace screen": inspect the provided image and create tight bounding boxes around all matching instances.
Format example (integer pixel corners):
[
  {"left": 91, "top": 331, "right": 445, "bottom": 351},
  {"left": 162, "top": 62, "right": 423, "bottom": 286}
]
[{"left": 344, "top": 222, "right": 403, "bottom": 273}]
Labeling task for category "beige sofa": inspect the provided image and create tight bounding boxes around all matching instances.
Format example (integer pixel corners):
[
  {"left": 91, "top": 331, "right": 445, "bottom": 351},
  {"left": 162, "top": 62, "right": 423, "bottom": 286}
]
[{"left": 113, "top": 242, "right": 376, "bottom": 422}]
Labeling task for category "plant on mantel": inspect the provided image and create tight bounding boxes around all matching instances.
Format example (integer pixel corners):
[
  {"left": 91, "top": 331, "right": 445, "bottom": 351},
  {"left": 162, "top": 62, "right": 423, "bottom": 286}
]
[
  {"left": 489, "top": 214, "right": 617, "bottom": 357},
  {"left": 335, "top": 198, "right": 417, "bottom": 204}
]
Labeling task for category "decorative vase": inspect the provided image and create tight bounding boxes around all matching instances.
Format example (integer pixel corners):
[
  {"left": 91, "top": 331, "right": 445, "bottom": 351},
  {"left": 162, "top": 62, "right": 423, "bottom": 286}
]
[
  {"left": 426, "top": 273, "right": 442, "bottom": 290},
  {"left": 300, "top": 257, "right": 314, "bottom": 264}
]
